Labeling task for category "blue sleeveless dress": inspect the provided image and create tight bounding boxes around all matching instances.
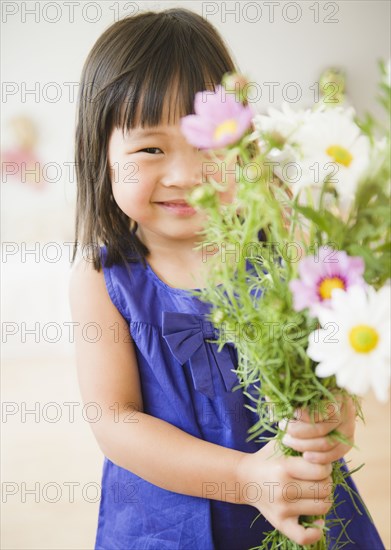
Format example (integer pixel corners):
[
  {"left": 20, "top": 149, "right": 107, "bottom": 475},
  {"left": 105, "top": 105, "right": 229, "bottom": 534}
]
[{"left": 95, "top": 245, "right": 384, "bottom": 550}]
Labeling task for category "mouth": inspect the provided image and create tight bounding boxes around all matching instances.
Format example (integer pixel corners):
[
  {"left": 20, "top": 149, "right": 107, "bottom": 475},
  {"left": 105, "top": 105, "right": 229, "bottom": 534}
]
[
  {"left": 155, "top": 200, "right": 197, "bottom": 216},
  {"left": 156, "top": 199, "right": 190, "bottom": 205}
]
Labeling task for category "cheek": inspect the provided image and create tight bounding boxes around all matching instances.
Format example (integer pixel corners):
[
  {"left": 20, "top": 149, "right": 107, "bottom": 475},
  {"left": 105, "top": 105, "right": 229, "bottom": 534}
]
[{"left": 110, "top": 161, "right": 152, "bottom": 217}]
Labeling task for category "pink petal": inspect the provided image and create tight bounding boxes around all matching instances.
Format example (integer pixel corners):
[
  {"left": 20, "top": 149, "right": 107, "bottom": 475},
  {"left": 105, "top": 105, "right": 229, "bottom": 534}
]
[
  {"left": 345, "top": 256, "right": 365, "bottom": 284},
  {"left": 180, "top": 116, "right": 215, "bottom": 149},
  {"left": 194, "top": 89, "right": 222, "bottom": 120},
  {"left": 183, "top": 86, "right": 254, "bottom": 149},
  {"left": 237, "top": 105, "right": 254, "bottom": 132},
  {"left": 289, "top": 279, "right": 319, "bottom": 311},
  {"left": 308, "top": 299, "right": 332, "bottom": 317},
  {"left": 298, "top": 256, "right": 323, "bottom": 285},
  {"left": 194, "top": 86, "right": 237, "bottom": 124},
  {"left": 317, "top": 247, "right": 340, "bottom": 277}
]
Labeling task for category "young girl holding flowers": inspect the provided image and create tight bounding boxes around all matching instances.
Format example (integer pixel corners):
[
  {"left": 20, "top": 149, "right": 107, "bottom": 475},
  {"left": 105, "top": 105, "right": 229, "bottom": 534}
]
[{"left": 69, "top": 8, "right": 384, "bottom": 549}]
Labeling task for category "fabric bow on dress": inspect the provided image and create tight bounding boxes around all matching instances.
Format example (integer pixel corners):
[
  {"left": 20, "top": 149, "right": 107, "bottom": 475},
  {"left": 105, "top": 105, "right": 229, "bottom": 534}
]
[{"left": 162, "top": 311, "right": 238, "bottom": 400}]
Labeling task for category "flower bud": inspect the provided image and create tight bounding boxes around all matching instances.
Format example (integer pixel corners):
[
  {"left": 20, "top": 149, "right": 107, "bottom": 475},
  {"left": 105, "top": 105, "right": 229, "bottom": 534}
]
[
  {"left": 319, "top": 67, "right": 346, "bottom": 106},
  {"left": 222, "top": 72, "right": 250, "bottom": 103},
  {"left": 211, "top": 309, "right": 226, "bottom": 324}
]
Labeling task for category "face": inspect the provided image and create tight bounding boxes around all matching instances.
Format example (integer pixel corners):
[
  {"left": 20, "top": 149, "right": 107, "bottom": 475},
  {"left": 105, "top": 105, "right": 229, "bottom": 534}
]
[{"left": 107, "top": 118, "right": 237, "bottom": 252}]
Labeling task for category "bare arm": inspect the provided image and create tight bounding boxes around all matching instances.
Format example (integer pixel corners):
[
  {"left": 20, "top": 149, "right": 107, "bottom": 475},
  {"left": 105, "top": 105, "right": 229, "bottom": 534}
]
[{"left": 69, "top": 257, "right": 245, "bottom": 504}]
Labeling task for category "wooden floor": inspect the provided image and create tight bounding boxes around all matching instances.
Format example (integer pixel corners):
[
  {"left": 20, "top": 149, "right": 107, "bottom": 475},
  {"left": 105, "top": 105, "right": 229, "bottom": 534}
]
[{"left": 1, "top": 357, "right": 390, "bottom": 549}]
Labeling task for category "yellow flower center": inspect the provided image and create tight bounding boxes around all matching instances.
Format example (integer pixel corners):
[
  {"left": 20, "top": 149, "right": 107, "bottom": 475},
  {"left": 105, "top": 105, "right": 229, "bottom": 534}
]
[
  {"left": 318, "top": 277, "right": 345, "bottom": 300},
  {"left": 349, "top": 325, "right": 379, "bottom": 353},
  {"left": 214, "top": 119, "right": 238, "bottom": 141},
  {"left": 326, "top": 144, "right": 353, "bottom": 167}
]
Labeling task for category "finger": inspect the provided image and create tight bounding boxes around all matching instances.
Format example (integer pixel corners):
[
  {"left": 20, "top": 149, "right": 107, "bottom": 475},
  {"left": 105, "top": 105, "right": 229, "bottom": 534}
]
[
  {"left": 281, "top": 517, "right": 325, "bottom": 546},
  {"left": 284, "top": 417, "right": 340, "bottom": 439},
  {"left": 295, "top": 403, "right": 340, "bottom": 423},
  {"left": 303, "top": 444, "right": 352, "bottom": 464},
  {"left": 284, "top": 497, "right": 332, "bottom": 517},
  {"left": 285, "top": 456, "right": 332, "bottom": 480},
  {"left": 294, "top": 398, "right": 343, "bottom": 424},
  {"left": 339, "top": 398, "right": 357, "bottom": 430},
  {"left": 282, "top": 434, "right": 339, "bottom": 453},
  {"left": 282, "top": 478, "right": 333, "bottom": 501}
]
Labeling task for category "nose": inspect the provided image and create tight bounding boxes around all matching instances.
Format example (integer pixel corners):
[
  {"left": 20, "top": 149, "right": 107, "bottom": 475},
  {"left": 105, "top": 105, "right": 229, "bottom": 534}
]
[{"left": 160, "top": 148, "right": 202, "bottom": 189}]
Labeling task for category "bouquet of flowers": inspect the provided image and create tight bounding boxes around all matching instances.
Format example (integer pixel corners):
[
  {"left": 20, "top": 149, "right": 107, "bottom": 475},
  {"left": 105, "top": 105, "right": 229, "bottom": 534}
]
[{"left": 180, "top": 61, "right": 391, "bottom": 549}]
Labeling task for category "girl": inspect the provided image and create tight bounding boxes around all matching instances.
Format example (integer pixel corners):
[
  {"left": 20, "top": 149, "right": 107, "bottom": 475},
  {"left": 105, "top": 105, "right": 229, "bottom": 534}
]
[{"left": 69, "top": 8, "right": 384, "bottom": 550}]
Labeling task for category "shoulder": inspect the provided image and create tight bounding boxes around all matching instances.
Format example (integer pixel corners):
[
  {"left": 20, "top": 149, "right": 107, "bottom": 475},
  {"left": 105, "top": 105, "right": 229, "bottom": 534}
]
[
  {"left": 69, "top": 250, "right": 139, "bottom": 323},
  {"left": 68, "top": 253, "right": 118, "bottom": 320},
  {"left": 69, "top": 254, "right": 105, "bottom": 300},
  {"left": 68, "top": 253, "right": 136, "bottom": 363}
]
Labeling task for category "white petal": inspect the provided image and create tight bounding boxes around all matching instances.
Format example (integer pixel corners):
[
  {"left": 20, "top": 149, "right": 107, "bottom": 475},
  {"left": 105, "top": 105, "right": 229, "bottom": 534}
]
[
  {"left": 370, "top": 286, "right": 391, "bottom": 324},
  {"left": 315, "top": 360, "right": 338, "bottom": 377},
  {"left": 336, "top": 363, "right": 369, "bottom": 395},
  {"left": 371, "top": 369, "right": 390, "bottom": 402},
  {"left": 308, "top": 330, "right": 341, "bottom": 360}
]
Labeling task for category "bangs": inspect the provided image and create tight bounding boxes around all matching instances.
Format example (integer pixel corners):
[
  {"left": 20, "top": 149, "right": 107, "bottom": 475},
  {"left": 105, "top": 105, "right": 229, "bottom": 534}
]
[
  {"left": 115, "top": 65, "right": 217, "bottom": 132},
  {"left": 105, "top": 13, "right": 235, "bottom": 132}
]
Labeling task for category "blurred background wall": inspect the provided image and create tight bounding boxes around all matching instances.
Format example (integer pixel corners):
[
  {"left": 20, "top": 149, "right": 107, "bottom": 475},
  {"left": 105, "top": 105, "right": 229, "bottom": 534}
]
[{"left": 1, "top": 1, "right": 390, "bottom": 548}]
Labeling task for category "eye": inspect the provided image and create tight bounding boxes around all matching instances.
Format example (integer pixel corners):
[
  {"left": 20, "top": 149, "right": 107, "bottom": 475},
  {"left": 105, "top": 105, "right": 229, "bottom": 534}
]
[{"left": 139, "top": 147, "right": 163, "bottom": 154}]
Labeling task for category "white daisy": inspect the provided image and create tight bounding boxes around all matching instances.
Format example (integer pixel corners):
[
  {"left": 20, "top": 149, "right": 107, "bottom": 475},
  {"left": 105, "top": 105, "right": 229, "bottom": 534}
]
[
  {"left": 253, "top": 102, "right": 310, "bottom": 141},
  {"left": 253, "top": 102, "right": 310, "bottom": 164},
  {"left": 307, "top": 284, "right": 390, "bottom": 402},
  {"left": 292, "top": 107, "right": 370, "bottom": 207},
  {"left": 252, "top": 103, "right": 309, "bottom": 190}
]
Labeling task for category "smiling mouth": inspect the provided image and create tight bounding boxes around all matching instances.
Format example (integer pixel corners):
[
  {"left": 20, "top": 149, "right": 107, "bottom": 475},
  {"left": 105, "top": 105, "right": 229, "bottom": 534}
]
[
  {"left": 155, "top": 201, "right": 197, "bottom": 215},
  {"left": 155, "top": 200, "right": 190, "bottom": 206}
]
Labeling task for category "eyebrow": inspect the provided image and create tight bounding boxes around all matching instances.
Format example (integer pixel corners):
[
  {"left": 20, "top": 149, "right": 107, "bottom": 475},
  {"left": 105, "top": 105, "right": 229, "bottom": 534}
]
[{"left": 124, "top": 130, "right": 167, "bottom": 141}]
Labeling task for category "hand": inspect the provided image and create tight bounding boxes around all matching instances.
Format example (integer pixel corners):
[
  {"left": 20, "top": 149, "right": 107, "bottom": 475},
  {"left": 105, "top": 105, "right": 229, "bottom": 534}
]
[
  {"left": 280, "top": 394, "right": 356, "bottom": 464},
  {"left": 236, "top": 440, "right": 332, "bottom": 546}
]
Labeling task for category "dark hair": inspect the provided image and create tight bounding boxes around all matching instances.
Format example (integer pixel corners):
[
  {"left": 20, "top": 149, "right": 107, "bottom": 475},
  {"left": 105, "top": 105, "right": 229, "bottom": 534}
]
[{"left": 71, "top": 8, "right": 237, "bottom": 272}]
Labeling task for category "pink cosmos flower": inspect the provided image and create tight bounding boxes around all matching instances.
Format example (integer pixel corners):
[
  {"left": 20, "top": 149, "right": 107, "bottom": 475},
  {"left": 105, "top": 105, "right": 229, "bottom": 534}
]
[
  {"left": 289, "top": 246, "right": 366, "bottom": 316},
  {"left": 180, "top": 85, "right": 253, "bottom": 149}
]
